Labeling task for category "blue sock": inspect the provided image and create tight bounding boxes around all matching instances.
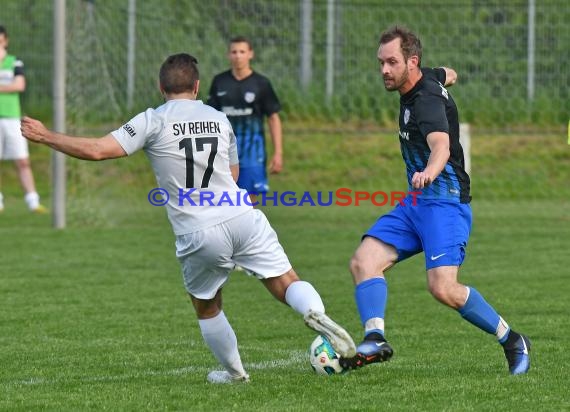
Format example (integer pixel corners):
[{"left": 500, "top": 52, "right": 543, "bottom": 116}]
[
  {"left": 458, "top": 287, "right": 500, "bottom": 335},
  {"left": 355, "top": 278, "right": 387, "bottom": 335}
]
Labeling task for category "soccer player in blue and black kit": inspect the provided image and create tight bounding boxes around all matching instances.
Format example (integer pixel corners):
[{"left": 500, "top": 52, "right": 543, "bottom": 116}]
[
  {"left": 207, "top": 36, "right": 283, "bottom": 203},
  {"left": 340, "top": 26, "right": 531, "bottom": 375}
]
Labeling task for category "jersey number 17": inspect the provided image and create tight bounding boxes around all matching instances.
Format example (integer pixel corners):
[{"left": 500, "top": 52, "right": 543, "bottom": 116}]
[{"left": 179, "top": 136, "right": 218, "bottom": 188}]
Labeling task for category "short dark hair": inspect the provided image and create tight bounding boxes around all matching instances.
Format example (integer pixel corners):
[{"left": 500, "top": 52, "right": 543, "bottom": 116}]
[
  {"left": 229, "top": 35, "right": 252, "bottom": 50},
  {"left": 159, "top": 53, "right": 199, "bottom": 94},
  {"left": 0, "top": 26, "right": 7, "bottom": 36},
  {"left": 379, "top": 26, "right": 422, "bottom": 66}
]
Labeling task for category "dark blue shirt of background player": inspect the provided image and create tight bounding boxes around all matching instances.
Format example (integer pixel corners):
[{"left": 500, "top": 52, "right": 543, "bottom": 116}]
[{"left": 207, "top": 36, "right": 283, "bottom": 198}]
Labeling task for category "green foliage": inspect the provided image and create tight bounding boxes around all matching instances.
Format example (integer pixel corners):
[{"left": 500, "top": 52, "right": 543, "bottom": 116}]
[{"left": 2, "top": 0, "right": 568, "bottom": 131}]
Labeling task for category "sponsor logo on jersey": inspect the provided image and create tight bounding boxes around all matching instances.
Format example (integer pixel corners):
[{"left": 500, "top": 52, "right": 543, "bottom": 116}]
[
  {"left": 122, "top": 123, "right": 136, "bottom": 137},
  {"left": 403, "top": 108, "right": 410, "bottom": 125},
  {"left": 439, "top": 83, "right": 449, "bottom": 99},
  {"left": 399, "top": 130, "right": 410, "bottom": 141},
  {"left": 244, "top": 92, "right": 255, "bottom": 103},
  {"left": 216, "top": 91, "right": 227, "bottom": 96},
  {"left": 221, "top": 106, "right": 254, "bottom": 116}
]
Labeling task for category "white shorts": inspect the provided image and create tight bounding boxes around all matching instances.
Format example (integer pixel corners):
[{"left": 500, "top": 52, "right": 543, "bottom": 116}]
[
  {"left": 0, "top": 118, "right": 29, "bottom": 160},
  {"left": 176, "top": 209, "right": 292, "bottom": 299}
]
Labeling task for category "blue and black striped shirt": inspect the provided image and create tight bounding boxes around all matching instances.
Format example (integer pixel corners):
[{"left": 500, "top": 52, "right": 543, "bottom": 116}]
[{"left": 398, "top": 68, "right": 471, "bottom": 203}]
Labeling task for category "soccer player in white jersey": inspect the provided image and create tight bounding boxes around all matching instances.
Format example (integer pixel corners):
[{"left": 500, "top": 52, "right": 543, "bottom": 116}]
[{"left": 20, "top": 53, "right": 355, "bottom": 384}]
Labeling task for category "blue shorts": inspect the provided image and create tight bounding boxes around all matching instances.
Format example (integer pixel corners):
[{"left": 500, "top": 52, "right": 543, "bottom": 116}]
[
  {"left": 365, "top": 196, "right": 472, "bottom": 270},
  {"left": 237, "top": 166, "right": 269, "bottom": 194}
]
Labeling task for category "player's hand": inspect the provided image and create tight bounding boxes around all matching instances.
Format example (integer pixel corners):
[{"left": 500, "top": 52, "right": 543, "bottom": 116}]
[
  {"left": 412, "top": 171, "right": 432, "bottom": 189},
  {"left": 20, "top": 116, "right": 50, "bottom": 143},
  {"left": 269, "top": 153, "right": 283, "bottom": 174}
]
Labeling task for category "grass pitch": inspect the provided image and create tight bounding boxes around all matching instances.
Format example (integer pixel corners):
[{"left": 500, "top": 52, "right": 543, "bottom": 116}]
[
  {"left": 0, "top": 131, "right": 568, "bottom": 411},
  {"left": 1, "top": 202, "right": 568, "bottom": 411}
]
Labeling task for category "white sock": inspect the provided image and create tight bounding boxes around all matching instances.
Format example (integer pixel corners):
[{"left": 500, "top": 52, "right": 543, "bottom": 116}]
[
  {"left": 364, "top": 318, "right": 385, "bottom": 336},
  {"left": 0, "top": 192, "right": 3, "bottom": 209},
  {"left": 24, "top": 192, "right": 40, "bottom": 210},
  {"left": 285, "top": 280, "right": 325, "bottom": 316},
  {"left": 496, "top": 316, "right": 510, "bottom": 342},
  {"left": 198, "top": 311, "right": 246, "bottom": 377}
]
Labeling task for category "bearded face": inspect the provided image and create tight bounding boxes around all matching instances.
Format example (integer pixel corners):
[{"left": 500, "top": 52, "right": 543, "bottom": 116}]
[{"left": 377, "top": 38, "right": 415, "bottom": 93}]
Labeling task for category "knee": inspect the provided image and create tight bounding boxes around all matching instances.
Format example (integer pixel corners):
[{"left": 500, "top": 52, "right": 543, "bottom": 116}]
[
  {"left": 198, "top": 307, "right": 219, "bottom": 319},
  {"left": 427, "top": 283, "right": 464, "bottom": 309},
  {"left": 15, "top": 158, "right": 31, "bottom": 169},
  {"left": 350, "top": 255, "right": 385, "bottom": 286},
  {"left": 350, "top": 253, "right": 392, "bottom": 284},
  {"left": 349, "top": 254, "right": 370, "bottom": 281},
  {"left": 428, "top": 283, "right": 449, "bottom": 304},
  {"left": 189, "top": 293, "right": 221, "bottom": 319}
]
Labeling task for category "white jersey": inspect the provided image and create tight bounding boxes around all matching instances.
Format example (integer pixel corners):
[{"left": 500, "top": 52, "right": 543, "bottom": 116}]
[{"left": 112, "top": 99, "right": 252, "bottom": 235}]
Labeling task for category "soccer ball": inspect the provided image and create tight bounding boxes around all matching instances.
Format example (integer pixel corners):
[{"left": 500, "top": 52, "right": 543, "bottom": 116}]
[{"left": 309, "top": 335, "right": 344, "bottom": 375}]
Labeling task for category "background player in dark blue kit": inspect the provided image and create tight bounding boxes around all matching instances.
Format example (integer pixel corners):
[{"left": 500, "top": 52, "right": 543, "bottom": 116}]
[
  {"left": 207, "top": 36, "right": 282, "bottom": 204},
  {"left": 340, "top": 26, "right": 531, "bottom": 375}
]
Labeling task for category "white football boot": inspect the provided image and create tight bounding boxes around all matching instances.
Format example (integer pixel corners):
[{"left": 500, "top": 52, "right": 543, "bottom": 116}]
[
  {"left": 304, "top": 309, "right": 357, "bottom": 358},
  {"left": 206, "top": 370, "right": 250, "bottom": 384}
]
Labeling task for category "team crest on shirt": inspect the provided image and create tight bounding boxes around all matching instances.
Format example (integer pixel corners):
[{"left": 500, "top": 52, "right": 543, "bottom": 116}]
[
  {"left": 244, "top": 92, "right": 256, "bottom": 103},
  {"left": 403, "top": 108, "right": 410, "bottom": 125}
]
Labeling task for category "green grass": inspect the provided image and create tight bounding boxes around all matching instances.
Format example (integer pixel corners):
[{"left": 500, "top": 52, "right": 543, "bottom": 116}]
[
  {"left": 1, "top": 202, "right": 569, "bottom": 411},
  {"left": 1, "top": 131, "right": 569, "bottom": 410}
]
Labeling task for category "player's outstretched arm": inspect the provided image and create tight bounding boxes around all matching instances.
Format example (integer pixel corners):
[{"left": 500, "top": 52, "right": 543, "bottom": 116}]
[{"left": 21, "top": 116, "right": 127, "bottom": 161}]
